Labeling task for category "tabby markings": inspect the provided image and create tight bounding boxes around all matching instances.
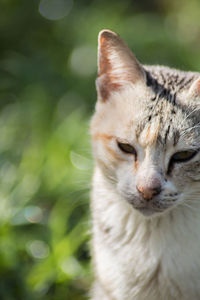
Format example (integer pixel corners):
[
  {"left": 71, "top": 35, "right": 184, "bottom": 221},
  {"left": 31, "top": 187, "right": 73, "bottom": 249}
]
[{"left": 140, "top": 121, "right": 161, "bottom": 146}]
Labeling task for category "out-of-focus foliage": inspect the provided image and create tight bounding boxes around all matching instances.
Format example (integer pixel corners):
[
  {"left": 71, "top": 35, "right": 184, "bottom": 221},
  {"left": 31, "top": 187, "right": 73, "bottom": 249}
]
[{"left": 0, "top": 0, "right": 200, "bottom": 299}]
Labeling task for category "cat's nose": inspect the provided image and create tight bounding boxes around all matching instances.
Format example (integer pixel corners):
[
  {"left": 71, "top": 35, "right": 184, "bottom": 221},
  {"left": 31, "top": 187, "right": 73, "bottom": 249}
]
[{"left": 136, "top": 178, "right": 162, "bottom": 201}]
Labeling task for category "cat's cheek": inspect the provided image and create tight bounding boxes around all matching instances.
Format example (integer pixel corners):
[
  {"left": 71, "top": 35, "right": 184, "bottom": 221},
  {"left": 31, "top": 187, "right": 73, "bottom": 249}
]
[
  {"left": 116, "top": 166, "right": 137, "bottom": 196},
  {"left": 182, "top": 161, "right": 200, "bottom": 182},
  {"left": 92, "top": 145, "right": 123, "bottom": 184},
  {"left": 96, "top": 155, "right": 116, "bottom": 174},
  {"left": 169, "top": 165, "right": 197, "bottom": 189}
]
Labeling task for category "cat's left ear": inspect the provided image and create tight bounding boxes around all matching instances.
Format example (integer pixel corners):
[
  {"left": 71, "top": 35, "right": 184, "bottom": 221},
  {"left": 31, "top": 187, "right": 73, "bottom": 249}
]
[
  {"left": 96, "top": 30, "right": 146, "bottom": 101},
  {"left": 188, "top": 77, "right": 200, "bottom": 99}
]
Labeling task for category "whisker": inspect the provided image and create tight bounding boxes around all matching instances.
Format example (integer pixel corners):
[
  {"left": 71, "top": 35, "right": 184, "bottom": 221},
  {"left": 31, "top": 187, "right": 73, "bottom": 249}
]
[
  {"left": 180, "top": 124, "right": 200, "bottom": 138},
  {"left": 187, "top": 199, "right": 200, "bottom": 204},
  {"left": 180, "top": 107, "right": 200, "bottom": 126},
  {"left": 180, "top": 202, "right": 199, "bottom": 213}
]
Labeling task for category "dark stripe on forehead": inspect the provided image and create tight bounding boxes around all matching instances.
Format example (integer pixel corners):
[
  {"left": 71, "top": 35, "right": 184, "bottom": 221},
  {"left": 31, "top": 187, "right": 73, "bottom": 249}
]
[
  {"left": 146, "top": 71, "right": 178, "bottom": 105},
  {"left": 164, "top": 125, "right": 171, "bottom": 144},
  {"left": 173, "top": 130, "right": 180, "bottom": 146}
]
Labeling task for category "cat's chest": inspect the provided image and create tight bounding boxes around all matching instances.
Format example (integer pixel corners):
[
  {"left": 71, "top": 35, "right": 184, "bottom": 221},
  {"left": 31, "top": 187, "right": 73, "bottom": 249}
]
[
  {"left": 93, "top": 190, "right": 200, "bottom": 300},
  {"left": 95, "top": 220, "right": 200, "bottom": 300}
]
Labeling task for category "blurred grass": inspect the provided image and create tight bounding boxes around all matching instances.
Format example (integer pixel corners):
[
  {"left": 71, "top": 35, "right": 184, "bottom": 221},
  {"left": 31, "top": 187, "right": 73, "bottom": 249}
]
[{"left": 0, "top": 0, "right": 200, "bottom": 299}]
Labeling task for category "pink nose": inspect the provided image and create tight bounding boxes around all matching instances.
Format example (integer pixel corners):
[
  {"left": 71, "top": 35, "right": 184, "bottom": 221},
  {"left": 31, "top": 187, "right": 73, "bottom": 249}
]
[{"left": 136, "top": 178, "right": 161, "bottom": 201}]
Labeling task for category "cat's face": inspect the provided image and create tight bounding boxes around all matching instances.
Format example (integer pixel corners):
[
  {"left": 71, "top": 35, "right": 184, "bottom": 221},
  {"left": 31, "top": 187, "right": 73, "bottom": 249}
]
[{"left": 91, "top": 30, "right": 200, "bottom": 217}]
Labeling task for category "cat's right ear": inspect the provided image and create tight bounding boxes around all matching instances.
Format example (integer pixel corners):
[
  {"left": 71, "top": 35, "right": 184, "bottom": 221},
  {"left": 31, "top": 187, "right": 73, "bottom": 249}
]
[
  {"left": 96, "top": 30, "right": 146, "bottom": 101},
  {"left": 188, "top": 77, "right": 200, "bottom": 99}
]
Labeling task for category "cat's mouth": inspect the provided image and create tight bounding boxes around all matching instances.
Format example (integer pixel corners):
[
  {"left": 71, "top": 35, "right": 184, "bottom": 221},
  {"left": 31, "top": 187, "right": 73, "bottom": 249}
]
[
  {"left": 135, "top": 206, "right": 165, "bottom": 217},
  {"left": 127, "top": 197, "right": 174, "bottom": 217},
  {"left": 122, "top": 190, "right": 180, "bottom": 217}
]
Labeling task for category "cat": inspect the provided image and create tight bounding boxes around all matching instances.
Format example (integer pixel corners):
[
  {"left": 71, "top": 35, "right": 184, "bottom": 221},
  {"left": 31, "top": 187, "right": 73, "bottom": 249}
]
[{"left": 90, "top": 29, "right": 200, "bottom": 300}]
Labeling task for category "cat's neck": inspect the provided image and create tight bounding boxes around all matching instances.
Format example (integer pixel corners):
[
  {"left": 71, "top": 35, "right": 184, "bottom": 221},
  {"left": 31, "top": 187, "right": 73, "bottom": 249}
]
[{"left": 92, "top": 166, "right": 200, "bottom": 300}]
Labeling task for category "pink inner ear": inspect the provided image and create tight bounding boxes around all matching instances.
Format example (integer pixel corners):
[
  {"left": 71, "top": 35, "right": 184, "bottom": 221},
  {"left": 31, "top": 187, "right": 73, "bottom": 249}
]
[
  {"left": 97, "top": 35, "right": 123, "bottom": 101},
  {"left": 96, "top": 75, "right": 121, "bottom": 101},
  {"left": 194, "top": 79, "right": 200, "bottom": 96},
  {"left": 98, "top": 35, "right": 111, "bottom": 77},
  {"left": 190, "top": 78, "right": 200, "bottom": 98}
]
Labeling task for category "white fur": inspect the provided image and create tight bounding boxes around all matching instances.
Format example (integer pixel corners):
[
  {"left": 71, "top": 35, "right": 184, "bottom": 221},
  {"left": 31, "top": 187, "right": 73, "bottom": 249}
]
[{"left": 91, "top": 167, "right": 200, "bottom": 300}]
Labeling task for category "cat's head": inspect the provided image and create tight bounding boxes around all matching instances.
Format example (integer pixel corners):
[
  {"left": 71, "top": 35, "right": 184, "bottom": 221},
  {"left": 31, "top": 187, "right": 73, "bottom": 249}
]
[{"left": 91, "top": 29, "right": 200, "bottom": 217}]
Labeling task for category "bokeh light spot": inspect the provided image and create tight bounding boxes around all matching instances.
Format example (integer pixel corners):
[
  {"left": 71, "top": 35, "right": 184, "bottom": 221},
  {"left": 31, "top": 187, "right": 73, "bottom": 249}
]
[
  {"left": 24, "top": 206, "right": 43, "bottom": 223},
  {"left": 70, "top": 45, "right": 97, "bottom": 77},
  {"left": 39, "top": 0, "right": 73, "bottom": 21},
  {"left": 61, "top": 257, "right": 83, "bottom": 276},
  {"left": 27, "top": 240, "right": 49, "bottom": 259},
  {"left": 70, "top": 151, "right": 91, "bottom": 170}
]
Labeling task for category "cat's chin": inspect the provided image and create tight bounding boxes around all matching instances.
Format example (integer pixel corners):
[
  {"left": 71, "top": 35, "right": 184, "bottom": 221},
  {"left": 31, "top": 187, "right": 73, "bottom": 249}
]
[{"left": 135, "top": 207, "right": 166, "bottom": 217}]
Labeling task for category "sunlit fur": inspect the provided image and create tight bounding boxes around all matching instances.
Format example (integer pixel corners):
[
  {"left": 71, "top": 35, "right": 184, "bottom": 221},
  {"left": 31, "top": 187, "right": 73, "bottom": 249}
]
[{"left": 90, "top": 30, "right": 200, "bottom": 300}]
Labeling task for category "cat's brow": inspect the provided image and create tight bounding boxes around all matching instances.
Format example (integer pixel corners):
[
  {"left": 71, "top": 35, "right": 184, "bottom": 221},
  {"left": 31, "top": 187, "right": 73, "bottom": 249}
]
[
  {"left": 92, "top": 133, "right": 115, "bottom": 140},
  {"left": 138, "top": 122, "right": 161, "bottom": 147}
]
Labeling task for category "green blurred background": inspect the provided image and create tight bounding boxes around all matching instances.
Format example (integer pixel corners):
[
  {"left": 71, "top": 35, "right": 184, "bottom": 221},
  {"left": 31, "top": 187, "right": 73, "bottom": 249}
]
[{"left": 0, "top": 0, "right": 200, "bottom": 299}]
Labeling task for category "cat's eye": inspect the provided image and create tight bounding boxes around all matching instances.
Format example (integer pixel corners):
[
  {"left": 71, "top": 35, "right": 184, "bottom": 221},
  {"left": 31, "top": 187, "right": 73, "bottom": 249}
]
[
  {"left": 117, "top": 142, "right": 137, "bottom": 155},
  {"left": 171, "top": 150, "right": 197, "bottom": 163}
]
